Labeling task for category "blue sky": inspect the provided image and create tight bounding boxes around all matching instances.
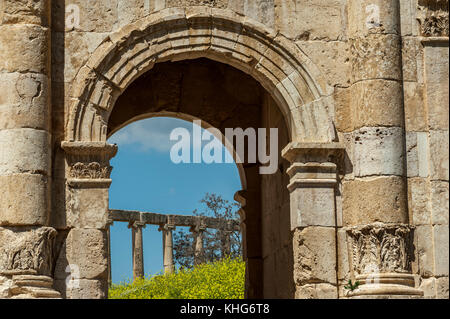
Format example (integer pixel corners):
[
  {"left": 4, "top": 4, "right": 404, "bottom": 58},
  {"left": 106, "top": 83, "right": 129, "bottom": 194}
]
[{"left": 108, "top": 117, "right": 242, "bottom": 283}]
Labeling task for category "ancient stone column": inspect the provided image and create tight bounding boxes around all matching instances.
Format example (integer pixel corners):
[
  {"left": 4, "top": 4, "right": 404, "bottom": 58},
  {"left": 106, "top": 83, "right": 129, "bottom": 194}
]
[
  {"left": 221, "top": 229, "right": 233, "bottom": 258},
  {"left": 282, "top": 143, "right": 344, "bottom": 299},
  {"left": 159, "top": 222, "right": 175, "bottom": 274},
  {"left": 57, "top": 142, "right": 117, "bottom": 299},
  {"left": 190, "top": 221, "right": 206, "bottom": 266},
  {"left": 0, "top": 0, "right": 61, "bottom": 298},
  {"left": 129, "top": 221, "right": 146, "bottom": 280},
  {"left": 345, "top": 0, "right": 423, "bottom": 298}
]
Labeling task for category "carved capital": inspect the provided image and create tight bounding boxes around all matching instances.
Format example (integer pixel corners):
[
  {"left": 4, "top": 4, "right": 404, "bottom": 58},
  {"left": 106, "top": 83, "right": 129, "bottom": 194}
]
[
  {"left": 0, "top": 227, "right": 57, "bottom": 277},
  {"left": 418, "top": 0, "right": 449, "bottom": 37},
  {"left": 61, "top": 142, "right": 118, "bottom": 183},
  {"left": 346, "top": 222, "right": 415, "bottom": 275},
  {"left": 345, "top": 223, "right": 423, "bottom": 297},
  {"left": 128, "top": 221, "right": 146, "bottom": 230}
]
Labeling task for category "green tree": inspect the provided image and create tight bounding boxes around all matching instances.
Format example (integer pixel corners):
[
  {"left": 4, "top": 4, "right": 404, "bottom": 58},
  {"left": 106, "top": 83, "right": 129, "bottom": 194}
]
[{"left": 173, "top": 193, "right": 242, "bottom": 268}]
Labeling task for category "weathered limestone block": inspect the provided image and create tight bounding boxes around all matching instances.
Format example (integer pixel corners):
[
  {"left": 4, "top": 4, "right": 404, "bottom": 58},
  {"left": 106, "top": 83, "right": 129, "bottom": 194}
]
[
  {"left": 406, "top": 131, "right": 429, "bottom": 178},
  {"left": 424, "top": 45, "right": 449, "bottom": 131},
  {"left": 54, "top": 278, "right": 107, "bottom": 299},
  {"left": 52, "top": 0, "right": 118, "bottom": 32},
  {"left": 350, "top": 34, "right": 402, "bottom": 82},
  {"left": 433, "top": 225, "right": 449, "bottom": 276},
  {"left": 0, "top": 24, "right": 49, "bottom": 74},
  {"left": 296, "top": 40, "right": 351, "bottom": 88},
  {"left": 348, "top": 0, "right": 401, "bottom": 36},
  {"left": 404, "top": 82, "right": 427, "bottom": 132},
  {"left": 54, "top": 228, "right": 108, "bottom": 281},
  {"left": 274, "top": 0, "right": 346, "bottom": 41},
  {"left": 337, "top": 228, "right": 350, "bottom": 282},
  {"left": 0, "top": 174, "right": 49, "bottom": 226},
  {"left": 289, "top": 186, "right": 336, "bottom": 228},
  {"left": 0, "top": 0, "right": 50, "bottom": 26},
  {"left": 401, "top": 37, "right": 421, "bottom": 82},
  {"left": 431, "top": 181, "right": 449, "bottom": 225},
  {"left": 52, "top": 32, "right": 108, "bottom": 83},
  {"left": 415, "top": 225, "right": 435, "bottom": 277},
  {"left": 408, "top": 177, "right": 431, "bottom": 225},
  {"left": 429, "top": 130, "right": 449, "bottom": 181},
  {"left": 117, "top": 0, "right": 148, "bottom": 28},
  {"left": 334, "top": 87, "right": 352, "bottom": 133},
  {"left": 0, "top": 72, "right": 50, "bottom": 130},
  {"left": 352, "top": 127, "right": 405, "bottom": 177},
  {"left": 0, "top": 227, "right": 57, "bottom": 276},
  {"left": 351, "top": 80, "right": 404, "bottom": 130},
  {"left": 419, "top": 277, "right": 436, "bottom": 298},
  {"left": 295, "top": 283, "right": 338, "bottom": 299},
  {"left": 0, "top": 129, "right": 50, "bottom": 176},
  {"left": 342, "top": 176, "right": 408, "bottom": 226},
  {"left": 66, "top": 187, "right": 109, "bottom": 229},
  {"left": 293, "top": 227, "right": 337, "bottom": 286},
  {"left": 436, "top": 277, "right": 449, "bottom": 299}
]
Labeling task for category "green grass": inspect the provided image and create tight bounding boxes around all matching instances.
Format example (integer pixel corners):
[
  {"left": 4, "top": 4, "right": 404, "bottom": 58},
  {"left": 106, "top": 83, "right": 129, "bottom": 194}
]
[{"left": 109, "top": 257, "right": 245, "bottom": 299}]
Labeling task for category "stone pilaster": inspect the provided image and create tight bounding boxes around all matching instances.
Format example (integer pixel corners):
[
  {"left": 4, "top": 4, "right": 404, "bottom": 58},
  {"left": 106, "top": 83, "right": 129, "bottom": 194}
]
[
  {"left": 55, "top": 141, "right": 117, "bottom": 299},
  {"left": 159, "top": 220, "right": 175, "bottom": 275},
  {"left": 129, "top": 221, "right": 146, "bottom": 280},
  {"left": 282, "top": 142, "right": 344, "bottom": 299}
]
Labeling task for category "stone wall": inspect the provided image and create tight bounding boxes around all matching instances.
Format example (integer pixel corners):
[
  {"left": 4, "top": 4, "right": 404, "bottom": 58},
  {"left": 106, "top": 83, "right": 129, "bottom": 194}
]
[{"left": 0, "top": 0, "right": 448, "bottom": 299}]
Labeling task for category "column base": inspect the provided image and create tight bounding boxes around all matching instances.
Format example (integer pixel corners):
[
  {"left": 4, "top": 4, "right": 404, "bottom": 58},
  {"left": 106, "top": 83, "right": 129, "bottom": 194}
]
[
  {"left": 1, "top": 275, "right": 61, "bottom": 299},
  {"left": 347, "top": 273, "right": 423, "bottom": 298}
]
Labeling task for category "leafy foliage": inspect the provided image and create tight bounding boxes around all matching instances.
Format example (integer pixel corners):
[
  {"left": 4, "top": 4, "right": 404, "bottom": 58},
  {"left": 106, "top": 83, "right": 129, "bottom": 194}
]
[
  {"left": 173, "top": 193, "right": 242, "bottom": 268},
  {"left": 109, "top": 257, "right": 245, "bottom": 299},
  {"left": 344, "top": 279, "right": 360, "bottom": 291}
]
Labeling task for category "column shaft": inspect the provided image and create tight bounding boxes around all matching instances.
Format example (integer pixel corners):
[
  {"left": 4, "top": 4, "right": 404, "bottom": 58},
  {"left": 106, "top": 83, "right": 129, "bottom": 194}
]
[
  {"left": 130, "top": 222, "right": 145, "bottom": 280},
  {"left": 0, "top": 0, "right": 61, "bottom": 299},
  {"left": 160, "top": 224, "right": 175, "bottom": 274}
]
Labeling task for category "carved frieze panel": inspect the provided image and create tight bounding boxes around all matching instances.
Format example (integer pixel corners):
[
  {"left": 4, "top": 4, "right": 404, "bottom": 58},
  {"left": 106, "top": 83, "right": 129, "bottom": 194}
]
[
  {"left": 418, "top": 0, "right": 449, "bottom": 37},
  {"left": 346, "top": 223, "right": 415, "bottom": 275}
]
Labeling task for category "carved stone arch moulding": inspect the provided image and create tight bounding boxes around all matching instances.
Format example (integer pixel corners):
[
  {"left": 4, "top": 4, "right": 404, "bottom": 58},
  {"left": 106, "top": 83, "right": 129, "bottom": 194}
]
[{"left": 65, "top": 7, "right": 335, "bottom": 144}]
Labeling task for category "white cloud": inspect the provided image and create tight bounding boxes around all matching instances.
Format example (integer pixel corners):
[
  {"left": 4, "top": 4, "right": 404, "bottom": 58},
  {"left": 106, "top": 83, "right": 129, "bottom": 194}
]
[{"left": 108, "top": 117, "right": 224, "bottom": 155}]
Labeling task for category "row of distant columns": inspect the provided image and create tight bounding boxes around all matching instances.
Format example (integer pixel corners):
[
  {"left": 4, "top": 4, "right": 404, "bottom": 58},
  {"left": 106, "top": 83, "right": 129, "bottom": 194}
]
[{"left": 119, "top": 220, "right": 228, "bottom": 281}]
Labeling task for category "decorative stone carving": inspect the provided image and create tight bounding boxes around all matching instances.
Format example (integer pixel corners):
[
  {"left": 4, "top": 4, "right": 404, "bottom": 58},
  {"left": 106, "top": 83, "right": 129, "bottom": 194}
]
[
  {"left": 346, "top": 222, "right": 414, "bottom": 275},
  {"left": 69, "top": 162, "right": 112, "bottom": 179},
  {"left": 345, "top": 223, "right": 423, "bottom": 297},
  {"left": 61, "top": 141, "right": 118, "bottom": 186},
  {"left": 0, "top": 227, "right": 57, "bottom": 276},
  {"left": 418, "top": 0, "right": 449, "bottom": 37}
]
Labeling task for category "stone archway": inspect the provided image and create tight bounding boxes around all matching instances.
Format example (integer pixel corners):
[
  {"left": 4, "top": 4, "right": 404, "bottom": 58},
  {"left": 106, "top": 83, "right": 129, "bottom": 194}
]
[
  {"left": 65, "top": 7, "right": 335, "bottom": 144},
  {"left": 59, "top": 7, "right": 341, "bottom": 299}
]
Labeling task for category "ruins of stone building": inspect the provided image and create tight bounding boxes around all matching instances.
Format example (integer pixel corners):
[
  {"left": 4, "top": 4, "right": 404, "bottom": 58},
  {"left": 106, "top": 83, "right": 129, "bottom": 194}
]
[{"left": 0, "top": 0, "right": 448, "bottom": 299}]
